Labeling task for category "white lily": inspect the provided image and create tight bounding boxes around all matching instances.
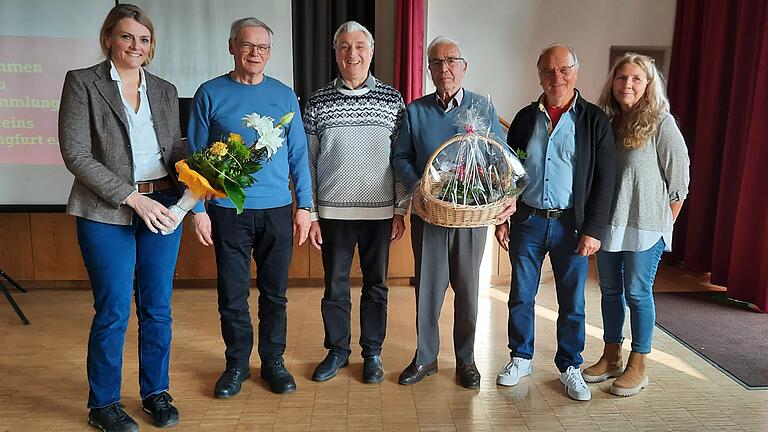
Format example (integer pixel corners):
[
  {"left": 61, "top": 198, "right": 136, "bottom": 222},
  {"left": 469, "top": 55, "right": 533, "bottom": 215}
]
[
  {"left": 242, "top": 113, "right": 275, "bottom": 134},
  {"left": 254, "top": 127, "right": 285, "bottom": 159}
]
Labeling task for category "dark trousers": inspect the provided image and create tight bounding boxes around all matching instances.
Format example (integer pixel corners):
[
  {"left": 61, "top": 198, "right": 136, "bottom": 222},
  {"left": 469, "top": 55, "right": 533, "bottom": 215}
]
[
  {"left": 209, "top": 204, "right": 293, "bottom": 369},
  {"left": 319, "top": 218, "right": 392, "bottom": 358}
]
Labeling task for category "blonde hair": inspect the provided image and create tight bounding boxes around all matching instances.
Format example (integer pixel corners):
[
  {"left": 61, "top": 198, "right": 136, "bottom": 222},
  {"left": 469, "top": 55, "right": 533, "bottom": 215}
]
[
  {"left": 598, "top": 53, "right": 670, "bottom": 149},
  {"left": 99, "top": 4, "right": 156, "bottom": 66}
]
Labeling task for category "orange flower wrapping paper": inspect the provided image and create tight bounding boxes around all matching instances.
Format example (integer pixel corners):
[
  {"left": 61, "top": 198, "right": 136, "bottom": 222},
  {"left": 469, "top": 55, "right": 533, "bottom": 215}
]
[{"left": 175, "top": 160, "right": 227, "bottom": 199}]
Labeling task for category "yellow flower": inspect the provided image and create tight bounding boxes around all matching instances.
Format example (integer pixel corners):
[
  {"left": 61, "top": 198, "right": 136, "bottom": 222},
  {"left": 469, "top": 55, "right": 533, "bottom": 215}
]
[
  {"left": 228, "top": 133, "right": 242, "bottom": 143},
  {"left": 210, "top": 141, "right": 228, "bottom": 156}
]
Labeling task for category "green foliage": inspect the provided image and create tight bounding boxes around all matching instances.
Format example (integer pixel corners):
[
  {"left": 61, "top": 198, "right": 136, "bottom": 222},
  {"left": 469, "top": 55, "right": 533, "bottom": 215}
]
[{"left": 186, "top": 133, "right": 270, "bottom": 214}]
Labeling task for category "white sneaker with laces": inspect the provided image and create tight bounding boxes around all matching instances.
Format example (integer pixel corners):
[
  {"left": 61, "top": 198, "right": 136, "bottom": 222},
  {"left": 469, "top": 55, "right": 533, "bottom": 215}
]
[
  {"left": 560, "top": 366, "right": 592, "bottom": 401},
  {"left": 496, "top": 357, "right": 532, "bottom": 386}
]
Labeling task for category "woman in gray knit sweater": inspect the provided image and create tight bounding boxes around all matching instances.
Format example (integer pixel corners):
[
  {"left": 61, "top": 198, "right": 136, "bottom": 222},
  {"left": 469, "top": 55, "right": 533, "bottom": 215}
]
[{"left": 582, "top": 53, "right": 690, "bottom": 396}]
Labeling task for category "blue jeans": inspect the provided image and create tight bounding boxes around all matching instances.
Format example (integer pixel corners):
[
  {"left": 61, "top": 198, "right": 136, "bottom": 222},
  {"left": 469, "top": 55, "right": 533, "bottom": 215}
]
[
  {"left": 507, "top": 212, "right": 588, "bottom": 372},
  {"left": 595, "top": 238, "right": 665, "bottom": 354},
  {"left": 76, "top": 191, "right": 182, "bottom": 408}
]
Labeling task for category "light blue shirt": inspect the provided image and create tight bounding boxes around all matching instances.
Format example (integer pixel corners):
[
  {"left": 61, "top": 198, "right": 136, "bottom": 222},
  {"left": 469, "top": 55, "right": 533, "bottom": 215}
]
[
  {"left": 109, "top": 61, "right": 168, "bottom": 182},
  {"left": 521, "top": 92, "right": 579, "bottom": 209}
]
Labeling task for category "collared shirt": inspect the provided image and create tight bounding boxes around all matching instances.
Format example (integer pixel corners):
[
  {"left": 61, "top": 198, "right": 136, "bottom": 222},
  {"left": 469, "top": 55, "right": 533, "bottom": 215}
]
[
  {"left": 521, "top": 91, "right": 579, "bottom": 209},
  {"left": 109, "top": 61, "right": 167, "bottom": 182},
  {"left": 334, "top": 73, "right": 376, "bottom": 91},
  {"left": 435, "top": 87, "right": 464, "bottom": 112}
]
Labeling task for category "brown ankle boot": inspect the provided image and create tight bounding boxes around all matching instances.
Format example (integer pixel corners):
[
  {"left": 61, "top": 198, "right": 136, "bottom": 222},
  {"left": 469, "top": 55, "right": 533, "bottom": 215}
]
[
  {"left": 582, "top": 343, "right": 623, "bottom": 383},
  {"left": 610, "top": 351, "right": 648, "bottom": 396}
]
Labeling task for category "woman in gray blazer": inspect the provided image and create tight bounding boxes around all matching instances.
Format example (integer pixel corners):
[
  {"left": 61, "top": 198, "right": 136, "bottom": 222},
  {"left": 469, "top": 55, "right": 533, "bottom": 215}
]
[{"left": 58, "top": 4, "right": 184, "bottom": 431}]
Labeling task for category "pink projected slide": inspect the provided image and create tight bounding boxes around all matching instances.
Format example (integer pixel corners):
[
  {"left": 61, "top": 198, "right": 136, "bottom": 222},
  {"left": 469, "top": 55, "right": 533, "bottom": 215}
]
[{"left": 0, "top": 36, "right": 98, "bottom": 165}]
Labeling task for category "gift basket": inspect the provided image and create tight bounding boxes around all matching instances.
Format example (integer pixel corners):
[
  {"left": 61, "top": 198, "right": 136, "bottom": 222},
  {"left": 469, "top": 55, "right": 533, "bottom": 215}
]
[{"left": 419, "top": 102, "right": 528, "bottom": 228}]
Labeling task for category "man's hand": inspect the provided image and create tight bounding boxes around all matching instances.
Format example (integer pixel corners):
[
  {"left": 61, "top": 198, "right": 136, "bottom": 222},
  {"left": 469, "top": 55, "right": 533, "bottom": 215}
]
[
  {"left": 308, "top": 221, "right": 323, "bottom": 250},
  {"left": 294, "top": 208, "right": 311, "bottom": 246},
  {"left": 495, "top": 223, "right": 510, "bottom": 251},
  {"left": 125, "top": 192, "right": 178, "bottom": 234},
  {"left": 494, "top": 196, "right": 518, "bottom": 224},
  {"left": 411, "top": 188, "right": 427, "bottom": 220},
  {"left": 575, "top": 234, "right": 601, "bottom": 256},
  {"left": 193, "top": 212, "right": 213, "bottom": 246},
  {"left": 391, "top": 214, "right": 405, "bottom": 243}
]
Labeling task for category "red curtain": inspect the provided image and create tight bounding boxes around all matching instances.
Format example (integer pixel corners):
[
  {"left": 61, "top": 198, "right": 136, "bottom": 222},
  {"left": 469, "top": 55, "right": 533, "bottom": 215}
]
[
  {"left": 394, "top": 0, "right": 425, "bottom": 104},
  {"left": 668, "top": 0, "right": 768, "bottom": 311}
]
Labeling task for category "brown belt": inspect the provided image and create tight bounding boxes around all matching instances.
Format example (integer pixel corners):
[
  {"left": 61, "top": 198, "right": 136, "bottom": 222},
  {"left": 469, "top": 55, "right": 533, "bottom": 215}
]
[{"left": 136, "top": 176, "right": 174, "bottom": 194}]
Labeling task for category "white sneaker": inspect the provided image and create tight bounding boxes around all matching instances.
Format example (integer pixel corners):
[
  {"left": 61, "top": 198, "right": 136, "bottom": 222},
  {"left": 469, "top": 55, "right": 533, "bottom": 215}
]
[
  {"left": 560, "top": 366, "right": 592, "bottom": 401},
  {"left": 496, "top": 357, "right": 532, "bottom": 386}
]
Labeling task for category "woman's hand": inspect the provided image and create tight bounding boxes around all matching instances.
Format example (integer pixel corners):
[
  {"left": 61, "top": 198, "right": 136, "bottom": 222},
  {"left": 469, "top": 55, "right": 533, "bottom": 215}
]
[{"left": 124, "top": 192, "right": 178, "bottom": 233}]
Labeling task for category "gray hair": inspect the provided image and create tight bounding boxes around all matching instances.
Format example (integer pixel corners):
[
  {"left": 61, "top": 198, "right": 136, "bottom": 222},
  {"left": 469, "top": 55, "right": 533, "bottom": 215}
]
[
  {"left": 427, "top": 36, "right": 463, "bottom": 59},
  {"left": 333, "top": 21, "right": 374, "bottom": 49},
  {"left": 537, "top": 43, "right": 579, "bottom": 70},
  {"left": 229, "top": 17, "right": 274, "bottom": 44}
]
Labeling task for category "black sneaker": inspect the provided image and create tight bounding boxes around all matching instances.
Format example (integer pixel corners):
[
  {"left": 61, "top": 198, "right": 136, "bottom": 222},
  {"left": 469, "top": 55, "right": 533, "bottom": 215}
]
[
  {"left": 260, "top": 359, "right": 296, "bottom": 393},
  {"left": 88, "top": 403, "right": 139, "bottom": 432},
  {"left": 142, "top": 391, "right": 179, "bottom": 428}
]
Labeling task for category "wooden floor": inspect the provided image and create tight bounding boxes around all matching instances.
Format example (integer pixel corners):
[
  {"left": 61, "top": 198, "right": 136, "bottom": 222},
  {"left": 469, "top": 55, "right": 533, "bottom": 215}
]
[{"left": 1, "top": 262, "right": 765, "bottom": 431}]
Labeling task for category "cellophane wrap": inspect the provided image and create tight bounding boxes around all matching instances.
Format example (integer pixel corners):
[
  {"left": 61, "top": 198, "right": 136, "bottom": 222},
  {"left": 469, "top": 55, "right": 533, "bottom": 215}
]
[{"left": 425, "top": 102, "right": 528, "bottom": 207}]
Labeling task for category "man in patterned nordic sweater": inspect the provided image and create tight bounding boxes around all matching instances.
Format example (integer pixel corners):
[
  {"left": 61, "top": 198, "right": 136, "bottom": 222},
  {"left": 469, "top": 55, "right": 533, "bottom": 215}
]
[{"left": 304, "top": 21, "right": 408, "bottom": 384}]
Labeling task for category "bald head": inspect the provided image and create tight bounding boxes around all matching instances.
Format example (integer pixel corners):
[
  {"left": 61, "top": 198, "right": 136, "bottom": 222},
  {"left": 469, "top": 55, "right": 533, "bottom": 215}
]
[
  {"left": 536, "top": 44, "right": 578, "bottom": 70},
  {"left": 537, "top": 44, "right": 579, "bottom": 107}
]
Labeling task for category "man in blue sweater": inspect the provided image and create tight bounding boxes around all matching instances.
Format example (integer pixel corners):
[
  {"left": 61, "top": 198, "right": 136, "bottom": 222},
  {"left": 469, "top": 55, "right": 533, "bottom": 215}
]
[
  {"left": 188, "top": 17, "right": 312, "bottom": 397},
  {"left": 392, "top": 36, "right": 513, "bottom": 389}
]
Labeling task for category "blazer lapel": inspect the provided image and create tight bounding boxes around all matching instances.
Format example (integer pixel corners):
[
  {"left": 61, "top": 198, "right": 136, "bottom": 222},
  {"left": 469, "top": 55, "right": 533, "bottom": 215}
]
[
  {"left": 145, "top": 72, "right": 173, "bottom": 164},
  {"left": 146, "top": 73, "right": 167, "bottom": 129},
  {"left": 94, "top": 61, "right": 129, "bottom": 131}
]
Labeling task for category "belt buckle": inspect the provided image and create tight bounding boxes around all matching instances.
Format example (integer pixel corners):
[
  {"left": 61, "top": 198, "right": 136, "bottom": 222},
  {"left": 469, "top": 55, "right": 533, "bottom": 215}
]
[
  {"left": 546, "top": 209, "right": 560, "bottom": 218},
  {"left": 137, "top": 181, "right": 153, "bottom": 194}
]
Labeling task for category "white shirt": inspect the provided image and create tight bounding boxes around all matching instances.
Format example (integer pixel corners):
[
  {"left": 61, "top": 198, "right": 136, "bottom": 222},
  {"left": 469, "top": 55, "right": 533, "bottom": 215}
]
[
  {"left": 109, "top": 61, "right": 168, "bottom": 181},
  {"left": 435, "top": 88, "right": 464, "bottom": 112}
]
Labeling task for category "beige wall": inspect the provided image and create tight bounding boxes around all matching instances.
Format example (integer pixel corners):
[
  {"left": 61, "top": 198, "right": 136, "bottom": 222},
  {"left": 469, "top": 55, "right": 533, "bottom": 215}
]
[{"left": 425, "top": 0, "right": 678, "bottom": 119}]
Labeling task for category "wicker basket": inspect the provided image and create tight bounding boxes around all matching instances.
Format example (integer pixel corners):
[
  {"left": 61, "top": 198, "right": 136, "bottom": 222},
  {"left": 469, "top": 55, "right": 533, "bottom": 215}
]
[{"left": 419, "top": 134, "right": 513, "bottom": 228}]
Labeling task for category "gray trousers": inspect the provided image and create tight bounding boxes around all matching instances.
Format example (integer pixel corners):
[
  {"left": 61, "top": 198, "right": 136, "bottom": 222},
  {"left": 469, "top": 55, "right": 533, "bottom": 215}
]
[{"left": 410, "top": 215, "right": 487, "bottom": 365}]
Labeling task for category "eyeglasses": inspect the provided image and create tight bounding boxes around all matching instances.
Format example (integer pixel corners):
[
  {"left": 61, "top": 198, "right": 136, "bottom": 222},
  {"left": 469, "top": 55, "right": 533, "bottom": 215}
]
[
  {"left": 428, "top": 57, "right": 465, "bottom": 70},
  {"left": 538, "top": 64, "right": 577, "bottom": 79},
  {"left": 237, "top": 42, "right": 271, "bottom": 55}
]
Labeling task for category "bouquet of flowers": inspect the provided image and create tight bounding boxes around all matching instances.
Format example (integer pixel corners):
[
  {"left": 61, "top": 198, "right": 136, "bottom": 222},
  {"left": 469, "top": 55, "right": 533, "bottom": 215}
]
[
  {"left": 161, "top": 111, "right": 294, "bottom": 234},
  {"left": 419, "top": 100, "right": 528, "bottom": 227}
]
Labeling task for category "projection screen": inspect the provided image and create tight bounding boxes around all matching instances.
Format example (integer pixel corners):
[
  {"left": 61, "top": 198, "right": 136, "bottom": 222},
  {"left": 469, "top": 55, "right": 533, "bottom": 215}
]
[{"left": 0, "top": 0, "right": 293, "bottom": 207}]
